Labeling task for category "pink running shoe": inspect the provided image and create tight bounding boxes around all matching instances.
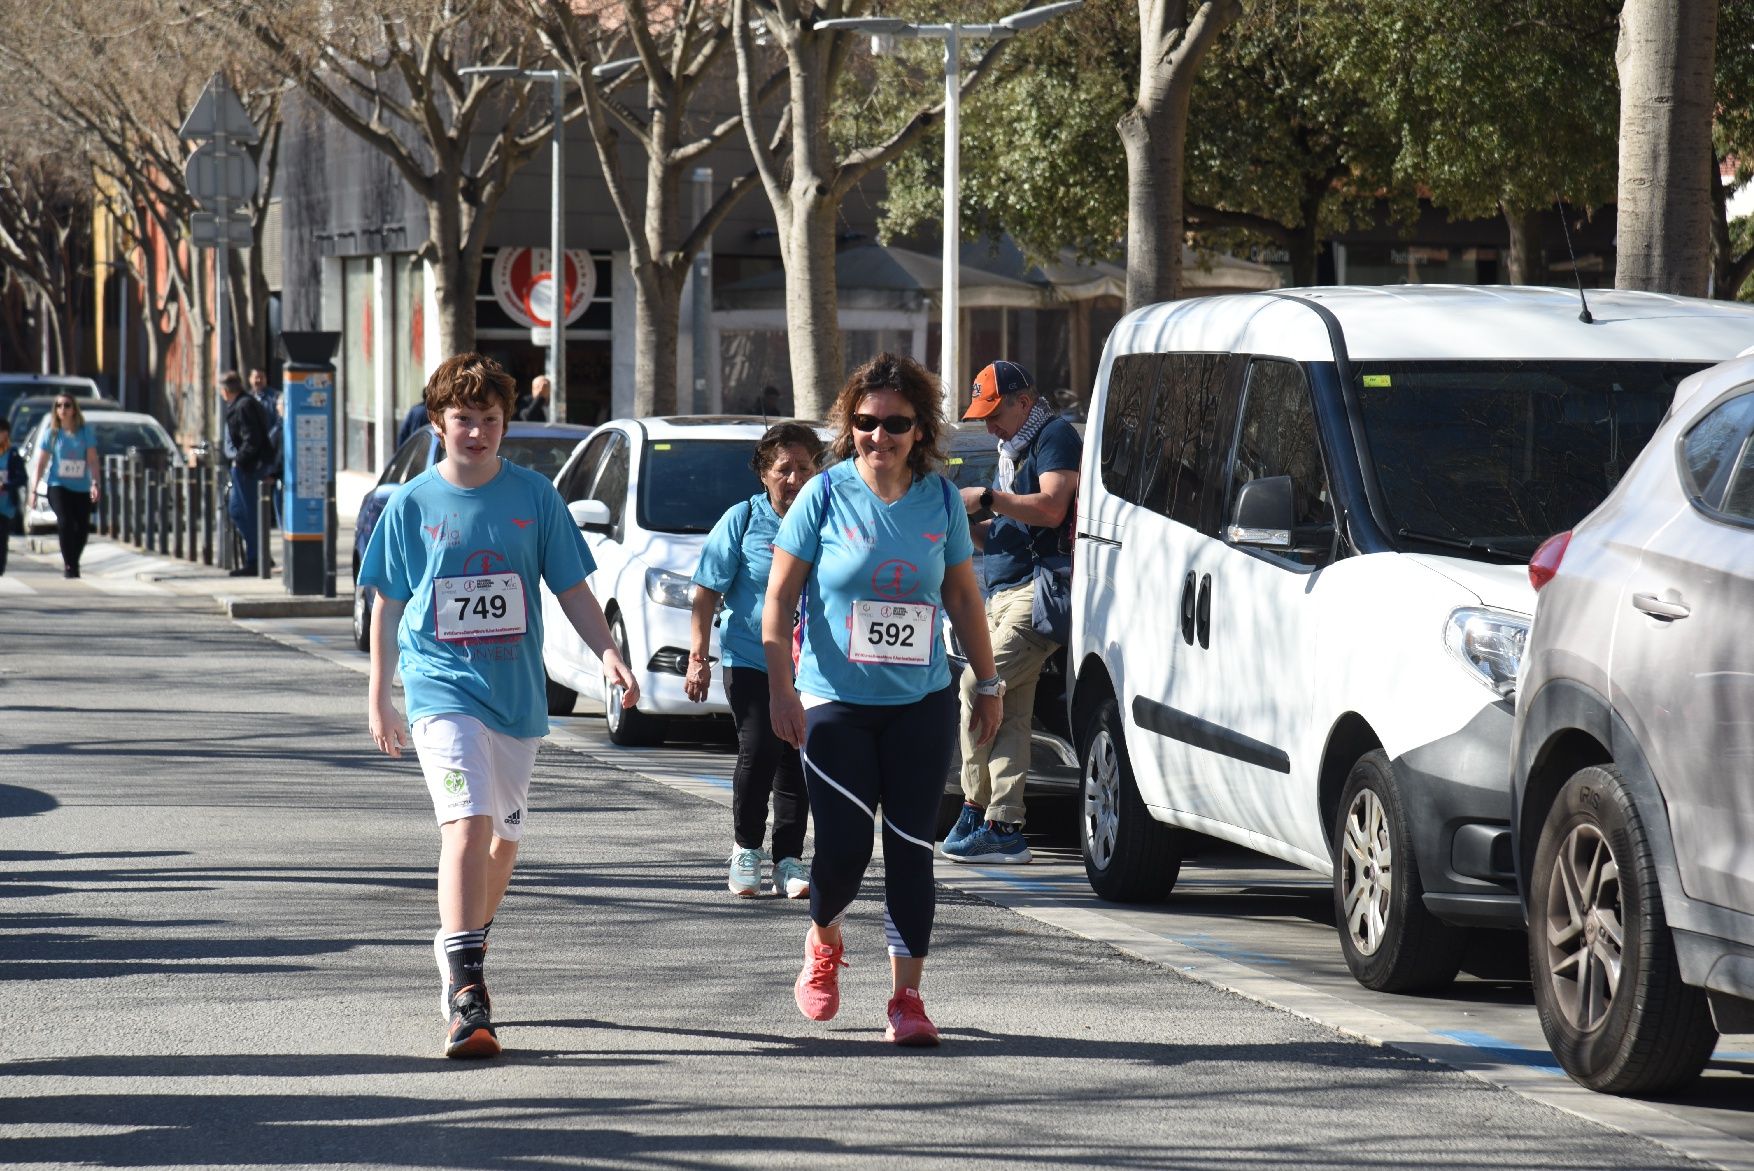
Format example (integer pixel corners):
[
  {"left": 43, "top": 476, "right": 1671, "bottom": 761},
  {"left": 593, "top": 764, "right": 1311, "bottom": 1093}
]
[
  {"left": 885, "top": 987, "right": 940, "bottom": 1047},
  {"left": 794, "top": 932, "right": 848, "bottom": 1021}
]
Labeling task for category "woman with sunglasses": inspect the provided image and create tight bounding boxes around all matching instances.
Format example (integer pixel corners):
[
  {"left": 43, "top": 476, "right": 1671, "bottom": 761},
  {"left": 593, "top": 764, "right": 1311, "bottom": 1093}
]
[
  {"left": 686, "top": 420, "right": 826, "bottom": 899},
  {"left": 29, "top": 397, "right": 100, "bottom": 578},
  {"left": 763, "top": 353, "right": 1002, "bottom": 1047}
]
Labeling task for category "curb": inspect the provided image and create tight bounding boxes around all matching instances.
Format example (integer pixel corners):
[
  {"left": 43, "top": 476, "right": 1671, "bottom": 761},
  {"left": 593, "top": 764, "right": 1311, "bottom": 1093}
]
[{"left": 222, "top": 595, "right": 352, "bottom": 619}]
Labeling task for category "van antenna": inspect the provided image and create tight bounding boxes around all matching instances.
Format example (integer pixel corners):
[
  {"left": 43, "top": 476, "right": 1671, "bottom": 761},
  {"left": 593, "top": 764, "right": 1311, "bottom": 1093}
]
[{"left": 1555, "top": 198, "right": 1594, "bottom": 324}]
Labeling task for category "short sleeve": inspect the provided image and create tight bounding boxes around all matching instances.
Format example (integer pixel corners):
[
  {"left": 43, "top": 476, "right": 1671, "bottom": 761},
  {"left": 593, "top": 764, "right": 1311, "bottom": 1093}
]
[
  {"left": 942, "top": 474, "right": 975, "bottom": 567},
  {"left": 774, "top": 472, "right": 829, "bottom": 565},
  {"left": 693, "top": 500, "right": 747, "bottom": 591},
  {"left": 359, "top": 490, "right": 415, "bottom": 603},
  {"left": 539, "top": 478, "right": 594, "bottom": 594},
  {"left": 1037, "top": 420, "right": 1082, "bottom": 475}
]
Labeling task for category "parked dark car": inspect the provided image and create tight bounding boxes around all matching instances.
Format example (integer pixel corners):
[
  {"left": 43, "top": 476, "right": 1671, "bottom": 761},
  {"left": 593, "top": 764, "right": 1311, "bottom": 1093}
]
[
  {"left": 350, "top": 421, "right": 593, "bottom": 650},
  {"left": 0, "top": 373, "right": 102, "bottom": 427}
]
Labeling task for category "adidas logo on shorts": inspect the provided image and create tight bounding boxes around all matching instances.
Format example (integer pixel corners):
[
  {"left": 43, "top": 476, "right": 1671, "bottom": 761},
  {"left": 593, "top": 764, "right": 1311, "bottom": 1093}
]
[{"left": 504, "top": 808, "right": 522, "bottom": 826}]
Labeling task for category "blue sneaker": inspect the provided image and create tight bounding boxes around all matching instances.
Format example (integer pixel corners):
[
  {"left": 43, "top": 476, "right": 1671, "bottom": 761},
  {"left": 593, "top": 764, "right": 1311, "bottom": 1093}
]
[
  {"left": 941, "top": 822, "right": 1032, "bottom": 864},
  {"left": 942, "top": 803, "right": 984, "bottom": 850}
]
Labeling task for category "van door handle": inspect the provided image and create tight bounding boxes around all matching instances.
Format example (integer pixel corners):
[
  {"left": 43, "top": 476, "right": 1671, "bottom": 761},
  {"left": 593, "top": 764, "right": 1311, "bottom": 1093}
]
[
  {"left": 1196, "top": 574, "right": 1212, "bottom": 649},
  {"left": 1180, "top": 571, "right": 1197, "bottom": 645},
  {"left": 1631, "top": 592, "right": 1691, "bottom": 621}
]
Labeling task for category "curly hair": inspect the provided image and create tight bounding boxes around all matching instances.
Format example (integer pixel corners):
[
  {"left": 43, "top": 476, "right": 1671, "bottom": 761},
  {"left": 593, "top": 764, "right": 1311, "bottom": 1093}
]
[
  {"left": 826, "top": 352, "right": 947, "bottom": 478},
  {"left": 750, "top": 420, "right": 826, "bottom": 476},
  {"left": 424, "top": 352, "right": 518, "bottom": 422}
]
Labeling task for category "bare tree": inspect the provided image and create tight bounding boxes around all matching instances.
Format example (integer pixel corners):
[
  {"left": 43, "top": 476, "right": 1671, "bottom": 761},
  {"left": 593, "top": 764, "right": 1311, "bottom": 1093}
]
[
  {"left": 0, "top": 135, "right": 91, "bottom": 374},
  {"left": 1615, "top": 0, "right": 1718, "bottom": 295},
  {"left": 520, "top": 0, "right": 785, "bottom": 415},
  {"left": 731, "top": 0, "right": 1017, "bottom": 417},
  {"left": 228, "top": 0, "right": 559, "bottom": 355},
  {"left": 1119, "top": 0, "right": 1241, "bottom": 310}
]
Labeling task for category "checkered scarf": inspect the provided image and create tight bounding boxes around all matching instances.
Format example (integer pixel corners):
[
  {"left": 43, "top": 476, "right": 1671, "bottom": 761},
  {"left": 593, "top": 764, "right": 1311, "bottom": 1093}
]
[{"left": 996, "top": 400, "right": 1054, "bottom": 493}]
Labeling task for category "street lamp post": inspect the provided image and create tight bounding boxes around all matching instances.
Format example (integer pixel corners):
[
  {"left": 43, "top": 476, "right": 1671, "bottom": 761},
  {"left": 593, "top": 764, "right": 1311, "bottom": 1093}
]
[
  {"left": 816, "top": 1, "right": 1082, "bottom": 416},
  {"left": 461, "top": 59, "right": 639, "bottom": 425}
]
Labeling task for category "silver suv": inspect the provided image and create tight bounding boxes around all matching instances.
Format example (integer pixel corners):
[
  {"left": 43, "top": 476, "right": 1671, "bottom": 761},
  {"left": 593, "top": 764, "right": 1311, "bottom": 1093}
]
[{"left": 1513, "top": 350, "right": 1754, "bottom": 1095}]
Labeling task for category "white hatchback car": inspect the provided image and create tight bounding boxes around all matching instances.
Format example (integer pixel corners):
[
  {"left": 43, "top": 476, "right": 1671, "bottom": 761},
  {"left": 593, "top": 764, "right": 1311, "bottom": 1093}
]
[
  {"left": 1070, "top": 285, "right": 1754, "bottom": 994},
  {"left": 542, "top": 416, "right": 781, "bottom": 745}
]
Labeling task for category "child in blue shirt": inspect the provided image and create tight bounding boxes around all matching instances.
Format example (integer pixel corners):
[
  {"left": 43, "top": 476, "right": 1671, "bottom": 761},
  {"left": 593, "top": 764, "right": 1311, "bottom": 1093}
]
[{"left": 360, "top": 353, "right": 638, "bottom": 1059}]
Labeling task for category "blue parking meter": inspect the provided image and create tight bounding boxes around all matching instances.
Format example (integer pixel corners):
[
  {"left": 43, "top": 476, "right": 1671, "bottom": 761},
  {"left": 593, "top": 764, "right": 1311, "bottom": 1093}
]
[{"left": 280, "top": 331, "right": 339, "bottom": 596}]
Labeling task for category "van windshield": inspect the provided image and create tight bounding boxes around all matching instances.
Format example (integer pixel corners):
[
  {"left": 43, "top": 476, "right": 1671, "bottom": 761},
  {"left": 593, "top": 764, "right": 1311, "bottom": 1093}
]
[{"left": 1354, "top": 361, "right": 1701, "bottom": 560}]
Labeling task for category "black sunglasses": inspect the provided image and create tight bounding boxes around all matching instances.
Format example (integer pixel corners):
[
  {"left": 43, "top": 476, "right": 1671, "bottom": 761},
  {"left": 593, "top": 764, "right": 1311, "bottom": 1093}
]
[
  {"left": 54, "top": 400, "right": 74, "bottom": 408},
  {"left": 851, "top": 413, "right": 916, "bottom": 435}
]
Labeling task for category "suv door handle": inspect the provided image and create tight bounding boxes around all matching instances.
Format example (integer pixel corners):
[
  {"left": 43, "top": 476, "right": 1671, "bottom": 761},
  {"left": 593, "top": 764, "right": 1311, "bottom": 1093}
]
[
  {"left": 1631, "top": 592, "right": 1691, "bottom": 621},
  {"left": 1180, "top": 571, "right": 1197, "bottom": 645}
]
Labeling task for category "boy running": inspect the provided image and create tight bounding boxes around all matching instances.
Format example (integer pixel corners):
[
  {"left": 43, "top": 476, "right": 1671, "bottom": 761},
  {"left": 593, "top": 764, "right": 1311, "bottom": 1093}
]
[{"left": 360, "top": 353, "right": 638, "bottom": 1059}]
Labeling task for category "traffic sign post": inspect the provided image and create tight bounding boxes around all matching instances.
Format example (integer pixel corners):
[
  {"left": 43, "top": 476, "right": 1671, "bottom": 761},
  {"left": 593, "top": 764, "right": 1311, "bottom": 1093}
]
[{"left": 180, "top": 72, "right": 260, "bottom": 416}]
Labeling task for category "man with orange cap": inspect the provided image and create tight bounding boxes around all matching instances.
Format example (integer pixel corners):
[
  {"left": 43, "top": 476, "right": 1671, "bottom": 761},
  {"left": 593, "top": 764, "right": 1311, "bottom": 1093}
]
[{"left": 941, "top": 360, "right": 1081, "bottom": 864}]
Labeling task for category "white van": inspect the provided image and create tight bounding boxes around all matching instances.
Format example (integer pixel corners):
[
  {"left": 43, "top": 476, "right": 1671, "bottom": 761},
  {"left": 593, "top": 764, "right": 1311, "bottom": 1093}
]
[{"left": 1069, "top": 285, "right": 1754, "bottom": 993}]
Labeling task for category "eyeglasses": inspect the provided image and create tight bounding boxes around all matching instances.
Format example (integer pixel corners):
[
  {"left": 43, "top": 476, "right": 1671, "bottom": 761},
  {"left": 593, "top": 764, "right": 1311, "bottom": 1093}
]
[
  {"left": 54, "top": 401, "right": 74, "bottom": 409},
  {"left": 851, "top": 413, "right": 916, "bottom": 435}
]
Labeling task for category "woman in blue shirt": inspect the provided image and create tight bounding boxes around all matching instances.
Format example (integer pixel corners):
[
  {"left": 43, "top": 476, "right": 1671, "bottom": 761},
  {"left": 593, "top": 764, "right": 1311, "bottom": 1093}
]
[
  {"left": 763, "top": 353, "right": 1002, "bottom": 1047},
  {"left": 29, "top": 396, "right": 100, "bottom": 578},
  {"left": 686, "top": 421, "right": 826, "bottom": 900}
]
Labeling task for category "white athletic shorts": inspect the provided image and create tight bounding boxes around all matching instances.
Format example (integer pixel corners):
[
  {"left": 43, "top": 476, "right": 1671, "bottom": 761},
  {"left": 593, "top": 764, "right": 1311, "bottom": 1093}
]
[{"left": 411, "top": 714, "right": 541, "bottom": 841}]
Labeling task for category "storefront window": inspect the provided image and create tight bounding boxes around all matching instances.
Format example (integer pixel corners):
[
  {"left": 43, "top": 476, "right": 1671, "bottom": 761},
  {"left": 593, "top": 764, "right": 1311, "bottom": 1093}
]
[{"left": 341, "top": 257, "right": 375, "bottom": 472}]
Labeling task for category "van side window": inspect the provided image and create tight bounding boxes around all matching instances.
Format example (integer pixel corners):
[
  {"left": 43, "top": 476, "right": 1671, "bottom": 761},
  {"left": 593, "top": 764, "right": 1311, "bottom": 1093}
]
[
  {"left": 1228, "top": 359, "right": 1333, "bottom": 566},
  {"left": 1139, "top": 353, "right": 1229, "bottom": 529},
  {"left": 1100, "top": 353, "right": 1161, "bottom": 503}
]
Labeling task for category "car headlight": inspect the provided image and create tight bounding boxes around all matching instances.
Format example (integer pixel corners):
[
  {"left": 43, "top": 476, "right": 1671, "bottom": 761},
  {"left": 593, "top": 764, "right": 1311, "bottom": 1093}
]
[
  {"left": 1444, "top": 607, "right": 1529, "bottom": 698},
  {"left": 645, "top": 567, "right": 694, "bottom": 609}
]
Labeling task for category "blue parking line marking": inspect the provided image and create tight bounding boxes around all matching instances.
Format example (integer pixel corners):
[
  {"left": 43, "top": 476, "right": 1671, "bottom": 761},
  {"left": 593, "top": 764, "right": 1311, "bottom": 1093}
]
[
  {"left": 1166, "top": 931, "right": 1287, "bottom": 966},
  {"left": 1433, "top": 1029, "right": 1563, "bottom": 1074},
  {"left": 692, "top": 773, "right": 733, "bottom": 790}
]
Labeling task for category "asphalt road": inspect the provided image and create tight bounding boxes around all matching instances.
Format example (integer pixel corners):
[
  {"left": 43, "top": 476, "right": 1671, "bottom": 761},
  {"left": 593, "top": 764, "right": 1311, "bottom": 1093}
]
[{"left": 0, "top": 558, "right": 1717, "bottom": 1170}]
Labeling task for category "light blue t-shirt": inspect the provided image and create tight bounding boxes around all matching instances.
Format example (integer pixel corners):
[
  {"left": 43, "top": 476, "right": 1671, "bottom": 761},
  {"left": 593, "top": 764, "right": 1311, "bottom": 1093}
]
[
  {"left": 693, "top": 492, "right": 782, "bottom": 672},
  {"left": 359, "top": 459, "right": 596, "bottom": 739},
  {"left": 774, "top": 461, "right": 973, "bottom": 705},
  {"left": 46, "top": 425, "right": 95, "bottom": 491}
]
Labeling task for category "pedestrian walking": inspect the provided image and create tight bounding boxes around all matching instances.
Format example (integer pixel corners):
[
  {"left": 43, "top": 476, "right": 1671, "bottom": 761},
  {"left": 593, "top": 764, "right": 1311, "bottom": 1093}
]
[
  {"left": 686, "top": 421, "right": 826, "bottom": 899},
  {"left": 516, "top": 374, "right": 552, "bottom": 422},
  {"left": 219, "top": 371, "right": 274, "bottom": 577},
  {"left": 940, "top": 360, "right": 1082, "bottom": 865},
  {"left": 359, "top": 352, "right": 639, "bottom": 1060},
  {"left": 28, "top": 394, "right": 100, "bottom": 578},
  {"left": 0, "top": 417, "right": 25, "bottom": 574},
  {"left": 763, "top": 352, "right": 1002, "bottom": 1047}
]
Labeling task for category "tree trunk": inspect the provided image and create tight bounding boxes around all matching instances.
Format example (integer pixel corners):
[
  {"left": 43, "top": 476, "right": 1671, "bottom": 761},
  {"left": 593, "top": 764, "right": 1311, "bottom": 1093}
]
[
  {"left": 428, "top": 194, "right": 476, "bottom": 357},
  {"left": 1502, "top": 204, "right": 1545, "bottom": 284},
  {"left": 782, "top": 198, "right": 842, "bottom": 421},
  {"left": 1288, "top": 186, "right": 1326, "bottom": 288},
  {"left": 1614, "top": 0, "right": 1717, "bottom": 296},
  {"left": 634, "top": 268, "right": 684, "bottom": 418}
]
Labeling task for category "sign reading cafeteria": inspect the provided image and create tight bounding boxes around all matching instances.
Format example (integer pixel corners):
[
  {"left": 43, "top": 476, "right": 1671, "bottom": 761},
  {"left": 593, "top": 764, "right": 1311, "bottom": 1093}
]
[{"left": 491, "top": 247, "right": 596, "bottom": 329}]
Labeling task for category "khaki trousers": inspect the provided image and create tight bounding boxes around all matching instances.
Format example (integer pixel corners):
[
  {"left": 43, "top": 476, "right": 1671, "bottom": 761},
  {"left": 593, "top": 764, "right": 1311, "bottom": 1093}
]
[{"left": 958, "top": 579, "right": 1059, "bottom": 826}]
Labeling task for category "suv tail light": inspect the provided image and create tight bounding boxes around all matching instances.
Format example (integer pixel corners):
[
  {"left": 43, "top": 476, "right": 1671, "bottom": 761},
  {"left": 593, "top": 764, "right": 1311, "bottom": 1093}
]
[{"left": 1529, "top": 531, "right": 1571, "bottom": 592}]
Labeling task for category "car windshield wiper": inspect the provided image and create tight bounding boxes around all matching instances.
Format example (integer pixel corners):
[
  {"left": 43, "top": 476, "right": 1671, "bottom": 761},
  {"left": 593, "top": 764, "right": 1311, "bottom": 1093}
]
[{"left": 1395, "top": 528, "right": 1526, "bottom": 563}]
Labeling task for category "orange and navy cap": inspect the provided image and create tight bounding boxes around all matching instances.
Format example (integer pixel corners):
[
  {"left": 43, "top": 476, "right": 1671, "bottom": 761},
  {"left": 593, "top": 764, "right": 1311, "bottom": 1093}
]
[{"left": 963, "top": 359, "right": 1034, "bottom": 419}]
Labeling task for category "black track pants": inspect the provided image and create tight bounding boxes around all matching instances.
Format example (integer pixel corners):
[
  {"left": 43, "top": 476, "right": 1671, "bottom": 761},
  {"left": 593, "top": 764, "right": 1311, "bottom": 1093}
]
[{"left": 725, "top": 665, "right": 809, "bottom": 860}]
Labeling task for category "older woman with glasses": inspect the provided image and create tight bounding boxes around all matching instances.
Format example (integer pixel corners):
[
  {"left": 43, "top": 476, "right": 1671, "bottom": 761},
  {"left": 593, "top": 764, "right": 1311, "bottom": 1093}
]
[
  {"left": 762, "top": 353, "right": 1002, "bottom": 1047},
  {"left": 29, "top": 397, "right": 100, "bottom": 578}
]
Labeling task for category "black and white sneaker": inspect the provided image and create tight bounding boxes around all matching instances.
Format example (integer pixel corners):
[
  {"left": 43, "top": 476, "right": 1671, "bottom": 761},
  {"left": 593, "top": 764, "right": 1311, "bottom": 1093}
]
[{"left": 444, "top": 985, "right": 500, "bottom": 1059}]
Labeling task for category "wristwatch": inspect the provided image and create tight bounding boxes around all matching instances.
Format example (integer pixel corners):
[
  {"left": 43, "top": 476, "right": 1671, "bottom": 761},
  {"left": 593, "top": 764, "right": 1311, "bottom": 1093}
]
[
  {"left": 979, "top": 487, "right": 994, "bottom": 511},
  {"left": 973, "top": 674, "right": 1006, "bottom": 698}
]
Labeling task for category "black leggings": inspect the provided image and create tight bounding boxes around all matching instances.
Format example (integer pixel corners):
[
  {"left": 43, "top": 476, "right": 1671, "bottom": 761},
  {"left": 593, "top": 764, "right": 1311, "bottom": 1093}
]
[
  {"left": 47, "top": 486, "right": 92, "bottom": 571},
  {"left": 725, "top": 666, "right": 809, "bottom": 860},
  {"left": 802, "top": 684, "right": 958, "bottom": 959}
]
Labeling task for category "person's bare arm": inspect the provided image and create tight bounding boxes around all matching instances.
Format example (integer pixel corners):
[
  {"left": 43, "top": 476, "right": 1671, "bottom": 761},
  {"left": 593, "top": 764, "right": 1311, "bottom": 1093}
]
[
  {"left": 368, "top": 596, "right": 409, "bottom": 757},
  {"left": 685, "top": 585, "right": 722, "bottom": 702},
  {"left": 762, "top": 550, "right": 812, "bottom": 748},
  {"left": 556, "top": 580, "right": 640, "bottom": 708}
]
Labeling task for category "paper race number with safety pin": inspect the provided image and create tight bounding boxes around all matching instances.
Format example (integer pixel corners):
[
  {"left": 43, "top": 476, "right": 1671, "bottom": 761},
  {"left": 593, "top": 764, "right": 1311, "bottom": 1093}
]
[
  {"left": 848, "top": 599, "right": 936, "bottom": 666},
  {"left": 435, "top": 572, "right": 527, "bottom": 641}
]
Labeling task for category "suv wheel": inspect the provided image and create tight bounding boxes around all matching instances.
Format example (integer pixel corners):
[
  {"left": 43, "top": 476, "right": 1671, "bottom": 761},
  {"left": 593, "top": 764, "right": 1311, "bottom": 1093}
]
[
  {"left": 604, "top": 615, "right": 666, "bottom": 747},
  {"left": 352, "top": 585, "right": 373, "bottom": 653},
  {"left": 1530, "top": 765, "right": 1717, "bottom": 1094},
  {"left": 1334, "top": 750, "right": 1466, "bottom": 992},
  {"left": 1079, "top": 695, "right": 1181, "bottom": 901}
]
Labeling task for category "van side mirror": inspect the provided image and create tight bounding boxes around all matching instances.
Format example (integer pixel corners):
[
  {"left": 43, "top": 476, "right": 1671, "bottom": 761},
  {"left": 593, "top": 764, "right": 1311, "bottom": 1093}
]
[
  {"left": 569, "top": 498, "right": 613, "bottom": 533},
  {"left": 1227, "top": 475, "right": 1295, "bottom": 549}
]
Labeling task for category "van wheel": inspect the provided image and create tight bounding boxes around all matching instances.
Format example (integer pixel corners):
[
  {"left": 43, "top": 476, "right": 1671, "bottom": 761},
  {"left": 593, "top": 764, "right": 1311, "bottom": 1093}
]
[
  {"left": 351, "top": 585, "right": 373, "bottom": 653},
  {"left": 1079, "top": 696, "right": 1181, "bottom": 901},
  {"left": 545, "top": 675, "right": 578, "bottom": 717},
  {"left": 604, "top": 615, "right": 666, "bottom": 747},
  {"left": 1334, "top": 750, "right": 1466, "bottom": 992},
  {"left": 1530, "top": 765, "right": 1716, "bottom": 1094}
]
